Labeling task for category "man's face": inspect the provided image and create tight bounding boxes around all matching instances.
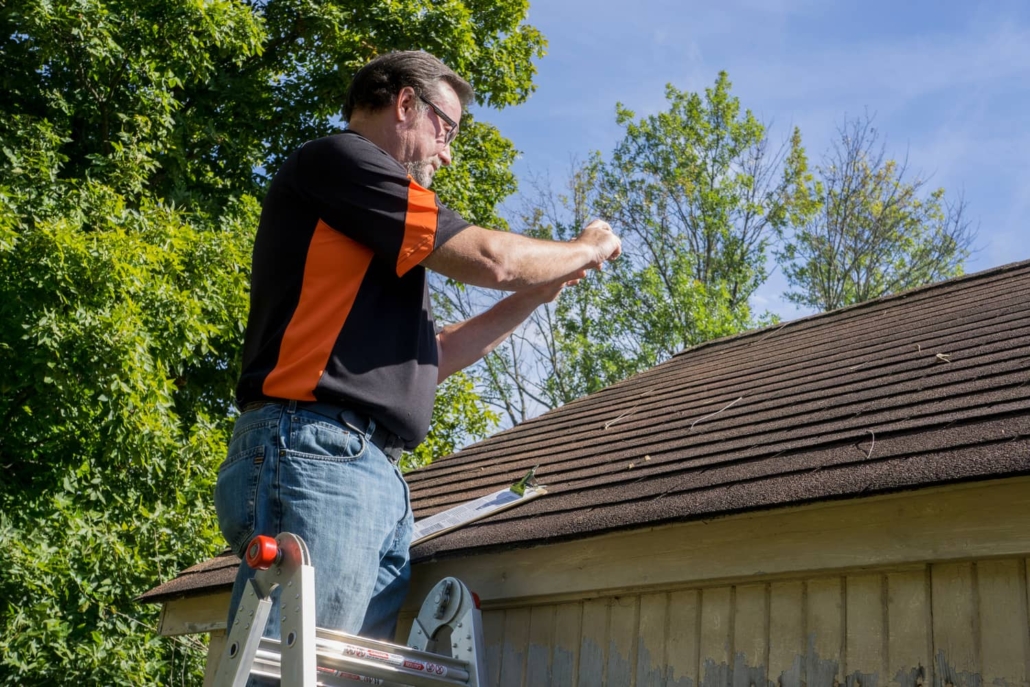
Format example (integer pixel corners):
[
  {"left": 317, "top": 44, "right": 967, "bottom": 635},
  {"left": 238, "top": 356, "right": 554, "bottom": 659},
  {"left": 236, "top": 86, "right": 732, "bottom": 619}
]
[{"left": 401, "top": 83, "right": 462, "bottom": 189}]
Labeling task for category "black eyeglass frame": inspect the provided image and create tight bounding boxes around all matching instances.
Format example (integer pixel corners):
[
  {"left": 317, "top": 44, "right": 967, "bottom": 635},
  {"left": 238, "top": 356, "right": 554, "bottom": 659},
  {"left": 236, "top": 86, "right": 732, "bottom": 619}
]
[{"left": 418, "top": 93, "right": 460, "bottom": 145}]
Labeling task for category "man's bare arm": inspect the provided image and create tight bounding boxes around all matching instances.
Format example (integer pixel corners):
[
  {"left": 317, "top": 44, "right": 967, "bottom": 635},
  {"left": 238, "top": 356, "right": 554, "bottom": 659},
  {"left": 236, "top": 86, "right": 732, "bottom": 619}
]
[
  {"left": 436, "top": 275, "right": 583, "bottom": 382},
  {"left": 422, "top": 220, "right": 621, "bottom": 291}
]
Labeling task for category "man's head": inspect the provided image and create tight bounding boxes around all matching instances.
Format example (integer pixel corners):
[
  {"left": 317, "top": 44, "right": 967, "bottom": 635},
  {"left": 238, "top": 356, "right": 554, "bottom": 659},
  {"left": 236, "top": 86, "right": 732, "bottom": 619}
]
[{"left": 344, "top": 51, "right": 474, "bottom": 188}]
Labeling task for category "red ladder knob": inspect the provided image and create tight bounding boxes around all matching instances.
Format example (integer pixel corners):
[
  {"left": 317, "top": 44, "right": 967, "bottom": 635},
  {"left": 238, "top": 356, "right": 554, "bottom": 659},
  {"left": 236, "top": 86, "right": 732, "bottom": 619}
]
[{"left": 245, "top": 535, "right": 280, "bottom": 570}]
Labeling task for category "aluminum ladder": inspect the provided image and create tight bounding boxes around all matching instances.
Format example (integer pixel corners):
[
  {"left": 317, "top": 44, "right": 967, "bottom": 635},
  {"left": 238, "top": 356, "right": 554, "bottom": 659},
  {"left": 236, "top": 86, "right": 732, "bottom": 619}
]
[{"left": 212, "top": 532, "right": 487, "bottom": 687}]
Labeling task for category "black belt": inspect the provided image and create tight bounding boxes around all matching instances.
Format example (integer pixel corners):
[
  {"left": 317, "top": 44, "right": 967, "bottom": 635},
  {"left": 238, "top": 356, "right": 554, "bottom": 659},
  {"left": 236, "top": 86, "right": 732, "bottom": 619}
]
[{"left": 241, "top": 401, "right": 405, "bottom": 463}]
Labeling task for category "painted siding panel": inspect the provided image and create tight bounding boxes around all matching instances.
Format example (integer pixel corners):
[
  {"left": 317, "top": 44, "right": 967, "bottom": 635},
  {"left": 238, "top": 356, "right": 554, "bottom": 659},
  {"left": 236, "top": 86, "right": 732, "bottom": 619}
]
[
  {"left": 668, "top": 589, "right": 700, "bottom": 687},
  {"left": 579, "top": 598, "right": 610, "bottom": 685},
  {"left": 609, "top": 596, "right": 639, "bottom": 687},
  {"left": 553, "top": 602, "right": 582, "bottom": 687},
  {"left": 931, "top": 562, "right": 979, "bottom": 687},
  {"left": 733, "top": 584, "right": 768, "bottom": 687},
  {"left": 807, "top": 577, "right": 844, "bottom": 687},
  {"left": 886, "top": 569, "right": 931, "bottom": 687},
  {"left": 638, "top": 593, "right": 669, "bottom": 687},
  {"left": 846, "top": 574, "right": 886, "bottom": 686},
  {"left": 483, "top": 609, "right": 505, "bottom": 687},
  {"left": 975, "top": 559, "right": 1028, "bottom": 686},
  {"left": 769, "top": 581, "right": 805, "bottom": 687},
  {"left": 499, "top": 606, "right": 530, "bottom": 687},
  {"left": 484, "top": 556, "right": 1030, "bottom": 687},
  {"left": 700, "top": 587, "right": 732, "bottom": 687},
  {"left": 526, "top": 604, "right": 555, "bottom": 687}
]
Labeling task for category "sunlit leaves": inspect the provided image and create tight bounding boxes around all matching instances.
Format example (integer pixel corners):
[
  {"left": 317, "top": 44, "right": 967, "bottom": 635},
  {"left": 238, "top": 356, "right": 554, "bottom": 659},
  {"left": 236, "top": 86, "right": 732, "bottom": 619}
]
[
  {"left": 2, "top": 0, "right": 543, "bottom": 681},
  {"left": 775, "top": 115, "right": 974, "bottom": 311}
]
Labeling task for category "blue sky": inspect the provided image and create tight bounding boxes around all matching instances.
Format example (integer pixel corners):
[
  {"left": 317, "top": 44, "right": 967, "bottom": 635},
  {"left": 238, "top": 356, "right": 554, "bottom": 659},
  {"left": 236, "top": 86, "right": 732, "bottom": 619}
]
[{"left": 474, "top": 0, "right": 1030, "bottom": 319}]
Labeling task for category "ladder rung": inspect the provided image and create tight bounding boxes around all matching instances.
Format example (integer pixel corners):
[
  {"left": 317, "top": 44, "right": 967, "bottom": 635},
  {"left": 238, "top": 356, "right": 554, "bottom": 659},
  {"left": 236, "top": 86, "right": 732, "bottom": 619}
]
[
  {"left": 254, "top": 648, "right": 469, "bottom": 687},
  {"left": 317, "top": 626, "right": 473, "bottom": 675},
  {"left": 252, "top": 651, "right": 408, "bottom": 686},
  {"left": 257, "top": 636, "right": 472, "bottom": 687}
]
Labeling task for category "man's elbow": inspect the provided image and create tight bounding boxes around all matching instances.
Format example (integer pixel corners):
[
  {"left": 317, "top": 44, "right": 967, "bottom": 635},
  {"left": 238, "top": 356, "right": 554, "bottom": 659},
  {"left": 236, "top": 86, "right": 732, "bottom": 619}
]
[
  {"left": 479, "top": 246, "right": 518, "bottom": 289},
  {"left": 424, "top": 228, "right": 518, "bottom": 289},
  {"left": 435, "top": 333, "right": 458, "bottom": 383}
]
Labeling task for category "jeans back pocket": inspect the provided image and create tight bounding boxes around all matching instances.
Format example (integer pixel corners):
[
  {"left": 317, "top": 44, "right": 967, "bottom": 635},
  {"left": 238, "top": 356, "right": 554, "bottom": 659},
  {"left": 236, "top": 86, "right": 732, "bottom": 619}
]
[{"left": 214, "top": 444, "right": 265, "bottom": 557}]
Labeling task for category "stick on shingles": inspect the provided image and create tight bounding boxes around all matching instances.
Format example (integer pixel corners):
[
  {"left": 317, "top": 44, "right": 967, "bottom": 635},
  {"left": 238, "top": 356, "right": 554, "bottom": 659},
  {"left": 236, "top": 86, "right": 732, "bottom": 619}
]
[
  {"left": 689, "top": 396, "right": 744, "bottom": 432},
  {"left": 859, "top": 429, "right": 876, "bottom": 459}
]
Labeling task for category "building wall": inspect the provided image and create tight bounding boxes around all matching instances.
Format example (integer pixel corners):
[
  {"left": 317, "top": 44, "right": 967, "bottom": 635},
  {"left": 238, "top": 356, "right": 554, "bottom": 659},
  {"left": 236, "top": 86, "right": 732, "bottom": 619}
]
[
  {"left": 403, "top": 477, "right": 1030, "bottom": 687},
  {"left": 470, "top": 558, "right": 1030, "bottom": 687},
  {"left": 153, "top": 478, "right": 1030, "bottom": 686}
]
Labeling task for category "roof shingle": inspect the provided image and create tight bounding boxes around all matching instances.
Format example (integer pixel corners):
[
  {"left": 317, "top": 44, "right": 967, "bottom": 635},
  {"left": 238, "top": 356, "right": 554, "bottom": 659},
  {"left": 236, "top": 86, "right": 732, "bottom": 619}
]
[{"left": 407, "top": 259, "right": 1030, "bottom": 560}]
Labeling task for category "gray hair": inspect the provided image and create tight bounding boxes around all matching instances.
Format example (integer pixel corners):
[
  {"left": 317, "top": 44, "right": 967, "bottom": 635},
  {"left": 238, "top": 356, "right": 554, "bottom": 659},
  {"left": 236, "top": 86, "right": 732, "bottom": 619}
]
[{"left": 343, "top": 51, "right": 474, "bottom": 121}]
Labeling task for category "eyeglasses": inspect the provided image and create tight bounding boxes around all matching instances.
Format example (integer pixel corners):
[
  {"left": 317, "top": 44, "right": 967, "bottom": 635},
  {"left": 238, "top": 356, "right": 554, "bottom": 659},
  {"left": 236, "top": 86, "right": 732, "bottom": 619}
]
[{"left": 418, "top": 93, "right": 460, "bottom": 146}]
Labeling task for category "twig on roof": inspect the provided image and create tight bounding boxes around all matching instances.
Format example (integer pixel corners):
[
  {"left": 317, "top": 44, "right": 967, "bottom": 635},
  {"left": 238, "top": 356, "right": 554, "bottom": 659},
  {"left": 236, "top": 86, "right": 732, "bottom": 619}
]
[
  {"left": 603, "top": 389, "right": 656, "bottom": 430},
  {"left": 935, "top": 352, "right": 952, "bottom": 364},
  {"left": 689, "top": 396, "right": 744, "bottom": 432},
  {"left": 603, "top": 408, "right": 637, "bottom": 430},
  {"left": 755, "top": 321, "right": 791, "bottom": 343},
  {"left": 858, "top": 429, "right": 876, "bottom": 459}
]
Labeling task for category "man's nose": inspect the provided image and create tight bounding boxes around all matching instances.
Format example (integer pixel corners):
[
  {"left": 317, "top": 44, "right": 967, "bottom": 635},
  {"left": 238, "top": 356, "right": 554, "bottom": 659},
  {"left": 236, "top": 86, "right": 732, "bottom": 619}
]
[{"left": 439, "top": 144, "right": 453, "bottom": 166}]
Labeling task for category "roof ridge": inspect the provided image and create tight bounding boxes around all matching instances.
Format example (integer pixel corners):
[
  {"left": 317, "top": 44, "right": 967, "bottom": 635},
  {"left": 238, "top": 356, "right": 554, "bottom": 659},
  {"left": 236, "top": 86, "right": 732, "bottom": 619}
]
[{"left": 671, "top": 258, "right": 1030, "bottom": 360}]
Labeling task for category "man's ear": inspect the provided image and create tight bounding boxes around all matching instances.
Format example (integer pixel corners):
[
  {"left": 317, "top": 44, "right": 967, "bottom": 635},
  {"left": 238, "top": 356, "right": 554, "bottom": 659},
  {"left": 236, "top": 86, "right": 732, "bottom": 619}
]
[{"left": 395, "top": 86, "right": 418, "bottom": 123}]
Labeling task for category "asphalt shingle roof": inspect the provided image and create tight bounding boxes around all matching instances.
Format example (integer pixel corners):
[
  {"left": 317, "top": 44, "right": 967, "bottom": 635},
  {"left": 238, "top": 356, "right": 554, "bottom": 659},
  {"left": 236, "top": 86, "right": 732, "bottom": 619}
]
[
  {"left": 407, "top": 258, "right": 1030, "bottom": 561},
  {"left": 140, "top": 259, "right": 1030, "bottom": 603}
]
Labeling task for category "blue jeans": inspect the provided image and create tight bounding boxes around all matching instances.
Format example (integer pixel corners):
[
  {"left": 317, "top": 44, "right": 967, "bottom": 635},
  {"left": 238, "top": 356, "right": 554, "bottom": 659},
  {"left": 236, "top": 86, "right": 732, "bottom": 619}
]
[{"left": 214, "top": 401, "right": 413, "bottom": 644}]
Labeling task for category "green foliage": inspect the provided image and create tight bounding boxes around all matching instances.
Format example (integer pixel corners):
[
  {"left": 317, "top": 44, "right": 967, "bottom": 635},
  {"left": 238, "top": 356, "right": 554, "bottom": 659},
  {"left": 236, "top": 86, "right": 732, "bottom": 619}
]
[
  {"left": 596, "top": 74, "right": 814, "bottom": 315},
  {"left": 0, "top": 116, "right": 256, "bottom": 685},
  {"left": 1, "top": 0, "right": 544, "bottom": 682},
  {"left": 471, "top": 75, "right": 812, "bottom": 420},
  {"left": 776, "top": 115, "right": 974, "bottom": 311},
  {"left": 2, "top": 0, "right": 544, "bottom": 212}
]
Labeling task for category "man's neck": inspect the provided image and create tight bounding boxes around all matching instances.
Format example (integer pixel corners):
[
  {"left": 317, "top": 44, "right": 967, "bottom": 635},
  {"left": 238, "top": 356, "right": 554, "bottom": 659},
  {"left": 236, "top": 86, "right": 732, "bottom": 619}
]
[{"left": 347, "top": 115, "right": 407, "bottom": 163}]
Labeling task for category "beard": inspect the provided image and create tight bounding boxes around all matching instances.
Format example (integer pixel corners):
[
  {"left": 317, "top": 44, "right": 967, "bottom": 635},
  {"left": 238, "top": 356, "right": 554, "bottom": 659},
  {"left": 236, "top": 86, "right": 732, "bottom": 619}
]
[{"left": 405, "top": 157, "right": 439, "bottom": 188}]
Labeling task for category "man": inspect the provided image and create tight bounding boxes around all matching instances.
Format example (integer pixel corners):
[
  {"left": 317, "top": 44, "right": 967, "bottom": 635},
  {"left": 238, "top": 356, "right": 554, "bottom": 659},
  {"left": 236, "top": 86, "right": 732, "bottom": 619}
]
[{"left": 214, "top": 51, "right": 621, "bottom": 645}]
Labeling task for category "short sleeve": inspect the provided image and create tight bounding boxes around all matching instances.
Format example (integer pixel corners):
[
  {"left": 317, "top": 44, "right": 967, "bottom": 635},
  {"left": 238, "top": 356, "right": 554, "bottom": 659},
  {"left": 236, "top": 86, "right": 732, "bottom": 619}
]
[{"left": 295, "top": 132, "right": 470, "bottom": 277}]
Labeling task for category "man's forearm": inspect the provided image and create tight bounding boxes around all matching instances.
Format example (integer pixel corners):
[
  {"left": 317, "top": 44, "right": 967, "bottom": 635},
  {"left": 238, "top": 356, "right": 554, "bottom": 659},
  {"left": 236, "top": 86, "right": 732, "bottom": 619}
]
[
  {"left": 422, "top": 224, "right": 617, "bottom": 291},
  {"left": 436, "top": 287, "right": 554, "bottom": 382}
]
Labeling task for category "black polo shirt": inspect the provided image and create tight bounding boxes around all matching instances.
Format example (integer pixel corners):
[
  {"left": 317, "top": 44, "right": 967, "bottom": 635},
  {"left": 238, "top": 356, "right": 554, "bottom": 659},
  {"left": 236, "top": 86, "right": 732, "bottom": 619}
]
[{"left": 236, "top": 131, "right": 470, "bottom": 447}]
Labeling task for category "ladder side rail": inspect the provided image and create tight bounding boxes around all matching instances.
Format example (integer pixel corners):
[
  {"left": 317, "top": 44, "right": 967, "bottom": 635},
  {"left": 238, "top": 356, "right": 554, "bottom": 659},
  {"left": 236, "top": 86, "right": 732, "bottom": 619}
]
[
  {"left": 211, "top": 578, "right": 274, "bottom": 687},
  {"left": 278, "top": 541, "right": 318, "bottom": 687},
  {"left": 450, "top": 606, "right": 486, "bottom": 687},
  {"left": 253, "top": 648, "right": 470, "bottom": 687}
]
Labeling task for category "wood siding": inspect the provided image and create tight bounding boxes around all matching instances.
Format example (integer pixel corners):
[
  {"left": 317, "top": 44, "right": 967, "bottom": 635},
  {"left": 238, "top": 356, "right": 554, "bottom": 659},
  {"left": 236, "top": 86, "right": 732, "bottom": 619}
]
[{"left": 469, "top": 558, "right": 1030, "bottom": 687}]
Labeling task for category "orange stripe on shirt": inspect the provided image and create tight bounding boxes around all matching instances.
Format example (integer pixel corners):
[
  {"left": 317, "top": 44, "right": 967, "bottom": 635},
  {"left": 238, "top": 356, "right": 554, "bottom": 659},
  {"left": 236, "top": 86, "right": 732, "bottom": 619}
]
[
  {"left": 396, "top": 179, "right": 438, "bottom": 277},
  {"left": 262, "top": 220, "right": 374, "bottom": 401}
]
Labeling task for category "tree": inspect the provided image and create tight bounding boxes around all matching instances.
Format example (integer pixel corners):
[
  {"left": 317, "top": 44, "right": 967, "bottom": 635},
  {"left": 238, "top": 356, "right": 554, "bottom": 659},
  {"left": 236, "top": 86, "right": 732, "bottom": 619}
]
[
  {"left": 590, "top": 75, "right": 817, "bottom": 357},
  {"left": 449, "top": 74, "right": 819, "bottom": 424},
  {"left": 776, "top": 114, "right": 975, "bottom": 311},
  {"left": 0, "top": 118, "right": 256, "bottom": 684},
  {"left": 0, "top": 0, "right": 544, "bottom": 683}
]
